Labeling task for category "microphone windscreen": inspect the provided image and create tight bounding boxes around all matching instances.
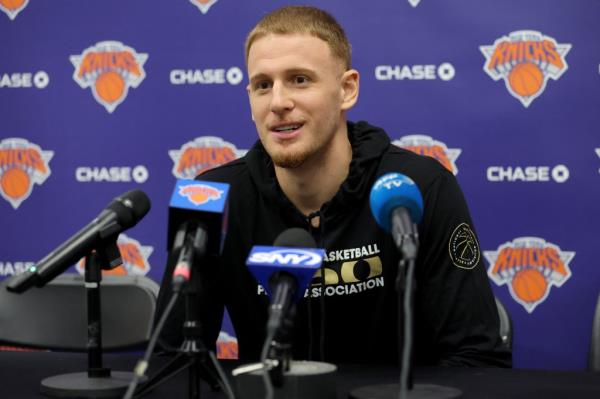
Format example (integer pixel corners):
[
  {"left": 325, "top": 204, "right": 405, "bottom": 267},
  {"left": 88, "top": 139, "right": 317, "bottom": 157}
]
[
  {"left": 107, "top": 189, "right": 151, "bottom": 229},
  {"left": 370, "top": 173, "right": 424, "bottom": 233},
  {"left": 273, "top": 227, "right": 316, "bottom": 248}
]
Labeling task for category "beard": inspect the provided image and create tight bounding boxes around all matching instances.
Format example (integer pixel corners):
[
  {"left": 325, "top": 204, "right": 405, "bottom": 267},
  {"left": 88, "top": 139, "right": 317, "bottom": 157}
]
[{"left": 270, "top": 148, "right": 310, "bottom": 168}]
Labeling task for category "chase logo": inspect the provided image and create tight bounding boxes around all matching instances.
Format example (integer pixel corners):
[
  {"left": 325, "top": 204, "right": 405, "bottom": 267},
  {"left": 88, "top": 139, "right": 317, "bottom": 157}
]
[
  {"left": 595, "top": 148, "right": 600, "bottom": 175},
  {"left": 393, "top": 135, "right": 461, "bottom": 175},
  {"left": 190, "top": 0, "right": 218, "bottom": 14},
  {"left": 408, "top": 0, "right": 421, "bottom": 7},
  {"left": 485, "top": 237, "right": 575, "bottom": 313},
  {"left": 70, "top": 41, "right": 148, "bottom": 113},
  {"left": 248, "top": 248, "right": 323, "bottom": 267},
  {"left": 0, "top": 0, "right": 28, "bottom": 20},
  {"left": 76, "top": 234, "right": 153, "bottom": 276},
  {"left": 169, "top": 136, "right": 247, "bottom": 179},
  {"left": 179, "top": 183, "right": 224, "bottom": 206},
  {"left": 0, "top": 138, "right": 53, "bottom": 209},
  {"left": 480, "top": 30, "right": 571, "bottom": 107}
]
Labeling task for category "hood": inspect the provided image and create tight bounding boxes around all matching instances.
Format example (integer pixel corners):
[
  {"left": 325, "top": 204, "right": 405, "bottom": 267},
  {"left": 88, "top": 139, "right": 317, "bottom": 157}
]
[{"left": 244, "top": 121, "right": 390, "bottom": 222}]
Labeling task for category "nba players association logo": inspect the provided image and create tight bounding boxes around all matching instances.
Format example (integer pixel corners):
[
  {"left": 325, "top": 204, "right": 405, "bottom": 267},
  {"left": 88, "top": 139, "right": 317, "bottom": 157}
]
[
  {"left": 189, "top": 0, "right": 218, "bottom": 14},
  {"left": 480, "top": 30, "right": 571, "bottom": 107},
  {"left": 170, "top": 136, "right": 246, "bottom": 179},
  {"left": 392, "top": 135, "right": 461, "bottom": 175},
  {"left": 76, "top": 234, "right": 153, "bottom": 276},
  {"left": 485, "top": 237, "right": 575, "bottom": 313},
  {"left": 70, "top": 41, "right": 148, "bottom": 113},
  {"left": 0, "top": 0, "right": 28, "bottom": 20},
  {"left": 0, "top": 138, "right": 53, "bottom": 209}
]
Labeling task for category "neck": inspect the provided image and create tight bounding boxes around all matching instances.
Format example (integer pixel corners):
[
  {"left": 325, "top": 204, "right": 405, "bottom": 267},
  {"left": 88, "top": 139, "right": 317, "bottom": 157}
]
[{"left": 275, "top": 127, "right": 352, "bottom": 219}]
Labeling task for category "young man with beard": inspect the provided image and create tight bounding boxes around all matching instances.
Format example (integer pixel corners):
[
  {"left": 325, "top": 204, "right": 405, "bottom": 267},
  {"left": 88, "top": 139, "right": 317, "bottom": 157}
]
[{"left": 157, "top": 5, "right": 511, "bottom": 368}]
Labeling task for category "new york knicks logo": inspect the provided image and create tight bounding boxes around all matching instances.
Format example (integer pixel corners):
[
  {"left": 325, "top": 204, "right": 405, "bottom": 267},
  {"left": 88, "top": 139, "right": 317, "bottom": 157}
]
[
  {"left": 70, "top": 41, "right": 148, "bottom": 113},
  {"left": 484, "top": 237, "right": 575, "bottom": 313},
  {"left": 190, "top": 0, "right": 218, "bottom": 14},
  {"left": 179, "top": 183, "right": 223, "bottom": 206},
  {"left": 0, "top": 138, "right": 53, "bottom": 209},
  {"left": 76, "top": 234, "right": 153, "bottom": 276},
  {"left": 480, "top": 30, "right": 571, "bottom": 107},
  {"left": 169, "top": 136, "right": 246, "bottom": 179},
  {"left": 0, "top": 0, "right": 28, "bottom": 20},
  {"left": 217, "top": 331, "right": 238, "bottom": 360},
  {"left": 392, "top": 135, "right": 461, "bottom": 175}
]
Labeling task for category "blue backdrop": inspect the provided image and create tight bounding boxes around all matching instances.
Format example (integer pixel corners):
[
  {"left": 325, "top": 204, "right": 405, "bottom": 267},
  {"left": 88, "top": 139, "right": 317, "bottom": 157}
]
[{"left": 1, "top": 0, "right": 599, "bottom": 369}]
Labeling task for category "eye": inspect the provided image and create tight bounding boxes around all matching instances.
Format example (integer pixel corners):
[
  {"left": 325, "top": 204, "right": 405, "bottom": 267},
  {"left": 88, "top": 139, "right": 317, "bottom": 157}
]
[
  {"left": 294, "top": 75, "right": 310, "bottom": 85},
  {"left": 253, "top": 80, "right": 272, "bottom": 91}
]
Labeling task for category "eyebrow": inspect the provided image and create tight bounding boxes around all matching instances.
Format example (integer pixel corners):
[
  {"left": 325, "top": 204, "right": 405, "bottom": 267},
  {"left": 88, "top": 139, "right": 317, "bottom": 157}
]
[{"left": 248, "top": 68, "right": 316, "bottom": 84}]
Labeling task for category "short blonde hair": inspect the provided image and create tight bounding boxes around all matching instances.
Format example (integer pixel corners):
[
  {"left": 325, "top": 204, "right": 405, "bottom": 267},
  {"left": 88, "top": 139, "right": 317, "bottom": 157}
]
[{"left": 245, "top": 5, "right": 351, "bottom": 70}]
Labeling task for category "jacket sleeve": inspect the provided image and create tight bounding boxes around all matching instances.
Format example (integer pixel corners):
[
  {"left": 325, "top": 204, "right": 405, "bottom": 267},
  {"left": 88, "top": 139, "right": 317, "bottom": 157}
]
[{"left": 414, "top": 170, "right": 512, "bottom": 367}]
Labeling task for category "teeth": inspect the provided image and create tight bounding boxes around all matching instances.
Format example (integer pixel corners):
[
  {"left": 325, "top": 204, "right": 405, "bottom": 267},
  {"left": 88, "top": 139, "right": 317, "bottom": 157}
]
[{"left": 274, "top": 124, "right": 301, "bottom": 132}]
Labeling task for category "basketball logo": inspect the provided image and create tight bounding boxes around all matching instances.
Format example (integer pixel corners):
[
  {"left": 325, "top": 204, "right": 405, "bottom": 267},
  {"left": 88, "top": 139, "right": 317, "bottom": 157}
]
[
  {"left": 392, "top": 135, "right": 461, "bottom": 175},
  {"left": 169, "top": 136, "right": 246, "bottom": 179},
  {"left": 76, "top": 234, "right": 153, "bottom": 276},
  {"left": 485, "top": 237, "right": 575, "bottom": 313},
  {"left": 190, "top": 0, "right": 218, "bottom": 14},
  {"left": 448, "top": 223, "right": 480, "bottom": 269},
  {"left": 480, "top": 30, "right": 571, "bottom": 107},
  {"left": 0, "top": 0, "right": 29, "bottom": 20},
  {"left": 0, "top": 138, "right": 53, "bottom": 209},
  {"left": 70, "top": 41, "right": 148, "bottom": 113}
]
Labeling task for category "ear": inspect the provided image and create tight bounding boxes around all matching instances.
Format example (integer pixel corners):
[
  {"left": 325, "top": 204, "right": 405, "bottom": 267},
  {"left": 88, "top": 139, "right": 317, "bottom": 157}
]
[{"left": 340, "top": 69, "right": 359, "bottom": 111}]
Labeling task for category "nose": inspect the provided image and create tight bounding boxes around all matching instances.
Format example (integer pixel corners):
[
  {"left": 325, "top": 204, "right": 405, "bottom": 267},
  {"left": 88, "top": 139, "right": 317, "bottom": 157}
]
[{"left": 270, "top": 82, "right": 294, "bottom": 114}]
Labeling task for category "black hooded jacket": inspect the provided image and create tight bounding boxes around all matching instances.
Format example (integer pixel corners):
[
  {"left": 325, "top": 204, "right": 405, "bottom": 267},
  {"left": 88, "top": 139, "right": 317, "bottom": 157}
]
[{"left": 157, "top": 121, "right": 512, "bottom": 367}]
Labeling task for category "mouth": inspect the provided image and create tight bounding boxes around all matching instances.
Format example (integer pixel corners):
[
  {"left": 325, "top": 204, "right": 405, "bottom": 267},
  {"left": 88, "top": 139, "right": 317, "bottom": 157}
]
[
  {"left": 269, "top": 122, "right": 304, "bottom": 140},
  {"left": 270, "top": 122, "right": 304, "bottom": 134}
]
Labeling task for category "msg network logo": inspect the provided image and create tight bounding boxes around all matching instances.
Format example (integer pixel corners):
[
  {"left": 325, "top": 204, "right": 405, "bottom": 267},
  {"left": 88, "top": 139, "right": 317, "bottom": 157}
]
[
  {"left": 170, "top": 136, "right": 246, "bottom": 179},
  {"left": 480, "top": 30, "right": 571, "bottom": 107},
  {"left": 0, "top": 71, "right": 49, "bottom": 89},
  {"left": 375, "top": 63, "right": 455, "bottom": 81},
  {"left": 70, "top": 41, "right": 148, "bottom": 113},
  {"left": 487, "top": 165, "right": 569, "bottom": 183},
  {"left": 0, "top": 0, "right": 28, "bottom": 20},
  {"left": 393, "top": 135, "right": 461, "bottom": 175},
  {"left": 485, "top": 237, "right": 574, "bottom": 313}
]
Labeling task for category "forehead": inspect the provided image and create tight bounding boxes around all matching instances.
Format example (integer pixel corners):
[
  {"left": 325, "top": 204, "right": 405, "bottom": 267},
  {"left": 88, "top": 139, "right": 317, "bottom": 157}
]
[{"left": 247, "top": 33, "right": 342, "bottom": 77}]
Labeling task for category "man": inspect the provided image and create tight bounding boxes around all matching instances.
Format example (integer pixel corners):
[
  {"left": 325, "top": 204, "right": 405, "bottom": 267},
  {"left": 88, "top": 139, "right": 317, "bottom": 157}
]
[{"left": 158, "top": 5, "right": 511, "bottom": 367}]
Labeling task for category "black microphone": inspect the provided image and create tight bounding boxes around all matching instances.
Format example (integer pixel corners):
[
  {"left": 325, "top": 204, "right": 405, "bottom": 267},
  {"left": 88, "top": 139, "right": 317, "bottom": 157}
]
[
  {"left": 167, "top": 179, "right": 229, "bottom": 291},
  {"left": 246, "top": 228, "right": 324, "bottom": 334},
  {"left": 6, "top": 189, "right": 151, "bottom": 293}
]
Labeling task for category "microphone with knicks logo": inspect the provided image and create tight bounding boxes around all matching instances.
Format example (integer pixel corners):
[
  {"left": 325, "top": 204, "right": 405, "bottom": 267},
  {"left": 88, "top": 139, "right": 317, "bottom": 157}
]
[
  {"left": 167, "top": 178, "right": 230, "bottom": 291},
  {"left": 246, "top": 228, "right": 325, "bottom": 336}
]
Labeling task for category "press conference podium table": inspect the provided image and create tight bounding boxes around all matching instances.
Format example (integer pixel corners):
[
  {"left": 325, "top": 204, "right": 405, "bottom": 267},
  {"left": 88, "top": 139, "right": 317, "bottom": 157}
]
[{"left": 2, "top": 351, "right": 600, "bottom": 399}]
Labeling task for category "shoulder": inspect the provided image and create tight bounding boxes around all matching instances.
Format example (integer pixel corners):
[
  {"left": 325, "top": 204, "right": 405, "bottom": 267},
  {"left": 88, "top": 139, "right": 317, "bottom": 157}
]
[
  {"left": 378, "top": 143, "right": 456, "bottom": 194},
  {"left": 197, "top": 157, "right": 250, "bottom": 185}
]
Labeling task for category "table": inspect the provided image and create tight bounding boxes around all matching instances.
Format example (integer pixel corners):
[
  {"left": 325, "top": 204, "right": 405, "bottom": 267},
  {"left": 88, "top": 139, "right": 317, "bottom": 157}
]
[{"left": 1, "top": 351, "right": 599, "bottom": 398}]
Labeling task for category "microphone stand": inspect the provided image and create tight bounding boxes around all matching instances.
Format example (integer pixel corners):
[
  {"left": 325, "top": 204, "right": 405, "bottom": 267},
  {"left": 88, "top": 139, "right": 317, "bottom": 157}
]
[
  {"left": 132, "top": 254, "right": 221, "bottom": 399},
  {"left": 40, "top": 239, "right": 140, "bottom": 398},
  {"left": 350, "top": 208, "right": 462, "bottom": 399}
]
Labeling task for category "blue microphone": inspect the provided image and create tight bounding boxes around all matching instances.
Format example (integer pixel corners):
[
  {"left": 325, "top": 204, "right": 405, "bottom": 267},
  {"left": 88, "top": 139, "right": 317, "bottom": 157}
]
[
  {"left": 370, "top": 173, "right": 424, "bottom": 259},
  {"left": 168, "top": 178, "right": 229, "bottom": 291},
  {"left": 246, "top": 228, "right": 325, "bottom": 333}
]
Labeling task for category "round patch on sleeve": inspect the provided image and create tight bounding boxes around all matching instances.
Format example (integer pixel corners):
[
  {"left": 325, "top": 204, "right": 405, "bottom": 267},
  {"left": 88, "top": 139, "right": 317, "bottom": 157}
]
[{"left": 448, "top": 223, "right": 480, "bottom": 269}]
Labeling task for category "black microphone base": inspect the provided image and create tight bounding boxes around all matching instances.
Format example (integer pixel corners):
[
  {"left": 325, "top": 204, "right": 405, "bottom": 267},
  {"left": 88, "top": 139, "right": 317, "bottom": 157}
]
[
  {"left": 234, "top": 360, "right": 337, "bottom": 399},
  {"left": 40, "top": 371, "right": 143, "bottom": 398},
  {"left": 349, "top": 383, "right": 462, "bottom": 399}
]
